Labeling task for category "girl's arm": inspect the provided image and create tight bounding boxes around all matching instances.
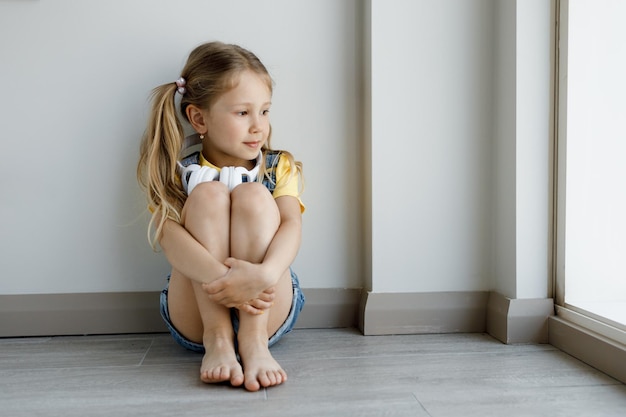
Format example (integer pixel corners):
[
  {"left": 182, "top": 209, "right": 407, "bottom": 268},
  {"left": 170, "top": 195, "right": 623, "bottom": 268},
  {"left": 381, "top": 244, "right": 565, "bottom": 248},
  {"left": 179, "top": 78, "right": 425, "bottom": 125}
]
[
  {"left": 257, "top": 194, "right": 302, "bottom": 283},
  {"left": 159, "top": 218, "right": 229, "bottom": 284},
  {"left": 202, "top": 195, "right": 302, "bottom": 306}
]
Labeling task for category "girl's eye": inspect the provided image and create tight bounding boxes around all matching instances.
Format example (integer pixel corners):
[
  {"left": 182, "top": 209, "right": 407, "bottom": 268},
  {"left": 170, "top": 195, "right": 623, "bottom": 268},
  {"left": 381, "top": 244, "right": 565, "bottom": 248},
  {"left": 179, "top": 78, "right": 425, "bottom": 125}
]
[
  {"left": 262, "top": 109, "right": 270, "bottom": 116},
  {"left": 237, "top": 111, "right": 248, "bottom": 116}
]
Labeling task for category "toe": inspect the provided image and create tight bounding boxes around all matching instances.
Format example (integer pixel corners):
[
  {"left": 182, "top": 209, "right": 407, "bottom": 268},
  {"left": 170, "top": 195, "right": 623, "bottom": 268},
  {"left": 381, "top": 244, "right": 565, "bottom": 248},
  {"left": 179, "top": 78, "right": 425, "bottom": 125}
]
[
  {"left": 216, "top": 366, "right": 228, "bottom": 381},
  {"left": 231, "top": 370, "right": 244, "bottom": 387},
  {"left": 257, "top": 371, "right": 272, "bottom": 388},
  {"left": 266, "top": 371, "right": 278, "bottom": 386},
  {"left": 245, "top": 378, "right": 261, "bottom": 392},
  {"left": 200, "top": 370, "right": 212, "bottom": 383}
]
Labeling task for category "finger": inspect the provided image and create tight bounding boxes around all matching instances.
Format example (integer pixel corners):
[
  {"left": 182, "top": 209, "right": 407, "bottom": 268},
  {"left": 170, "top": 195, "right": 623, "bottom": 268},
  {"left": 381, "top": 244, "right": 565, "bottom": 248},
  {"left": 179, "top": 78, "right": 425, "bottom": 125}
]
[
  {"left": 238, "top": 303, "right": 265, "bottom": 315},
  {"left": 249, "top": 298, "right": 272, "bottom": 310},
  {"left": 218, "top": 300, "right": 239, "bottom": 309},
  {"left": 263, "top": 286, "right": 276, "bottom": 294},
  {"left": 256, "top": 292, "right": 275, "bottom": 303},
  {"left": 203, "top": 278, "right": 229, "bottom": 295},
  {"left": 207, "top": 292, "right": 235, "bottom": 307},
  {"left": 202, "top": 282, "right": 219, "bottom": 294}
]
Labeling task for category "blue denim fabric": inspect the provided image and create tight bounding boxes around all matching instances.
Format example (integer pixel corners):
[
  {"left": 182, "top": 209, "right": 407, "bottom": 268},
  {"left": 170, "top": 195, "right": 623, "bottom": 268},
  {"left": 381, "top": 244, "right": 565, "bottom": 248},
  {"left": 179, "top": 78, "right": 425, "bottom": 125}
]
[{"left": 159, "top": 270, "right": 305, "bottom": 353}]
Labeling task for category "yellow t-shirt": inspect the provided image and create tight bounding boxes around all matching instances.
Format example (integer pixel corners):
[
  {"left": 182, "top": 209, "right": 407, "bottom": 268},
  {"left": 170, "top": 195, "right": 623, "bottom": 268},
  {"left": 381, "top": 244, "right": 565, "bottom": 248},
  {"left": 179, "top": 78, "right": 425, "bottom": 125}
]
[{"left": 199, "top": 152, "right": 305, "bottom": 213}]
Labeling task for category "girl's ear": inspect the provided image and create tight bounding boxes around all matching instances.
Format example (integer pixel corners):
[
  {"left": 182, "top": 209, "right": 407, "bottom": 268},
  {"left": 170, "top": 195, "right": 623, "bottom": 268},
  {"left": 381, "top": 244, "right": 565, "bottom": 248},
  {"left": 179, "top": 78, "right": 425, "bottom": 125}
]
[{"left": 186, "top": 105, "right": 208, "bottom": 134}]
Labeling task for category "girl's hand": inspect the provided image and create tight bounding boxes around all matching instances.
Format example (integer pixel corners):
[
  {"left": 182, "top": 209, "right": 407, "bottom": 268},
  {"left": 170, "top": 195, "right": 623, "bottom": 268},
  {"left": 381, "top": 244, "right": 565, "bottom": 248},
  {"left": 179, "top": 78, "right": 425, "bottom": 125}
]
[
  {"left": 202, "top": 257, "right": 275, "bottom": 308},
  {"left": 237, "top": 287, "right": 276, "bottom": 315}
]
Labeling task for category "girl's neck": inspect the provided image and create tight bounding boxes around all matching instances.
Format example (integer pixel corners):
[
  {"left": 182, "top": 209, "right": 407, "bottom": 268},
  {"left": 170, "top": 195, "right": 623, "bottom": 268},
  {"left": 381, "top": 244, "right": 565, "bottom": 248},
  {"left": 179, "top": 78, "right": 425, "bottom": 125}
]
[{"left": 202, "top": 150, "right": 257, "bottom": 170}]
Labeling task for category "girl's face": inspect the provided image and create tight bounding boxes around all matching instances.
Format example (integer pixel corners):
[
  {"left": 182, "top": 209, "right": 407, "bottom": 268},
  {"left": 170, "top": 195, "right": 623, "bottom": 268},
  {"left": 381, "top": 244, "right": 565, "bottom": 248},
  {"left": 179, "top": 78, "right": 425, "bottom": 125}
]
[{"left": 201, "top": 70, "right": 272, "bottom": 168}]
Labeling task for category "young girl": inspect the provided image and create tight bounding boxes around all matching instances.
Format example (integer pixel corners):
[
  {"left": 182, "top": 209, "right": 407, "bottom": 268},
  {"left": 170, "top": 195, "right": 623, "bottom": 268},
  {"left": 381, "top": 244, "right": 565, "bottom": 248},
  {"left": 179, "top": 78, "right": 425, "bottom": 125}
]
[{"left": 137, "top": 41, "right": 305, "bottom": 392}]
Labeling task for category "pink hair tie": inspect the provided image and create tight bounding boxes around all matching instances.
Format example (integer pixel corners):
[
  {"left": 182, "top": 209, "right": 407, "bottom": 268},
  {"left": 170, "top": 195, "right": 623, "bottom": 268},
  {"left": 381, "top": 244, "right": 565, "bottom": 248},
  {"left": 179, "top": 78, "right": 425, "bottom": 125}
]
[{"left": 175, "top": 77, "right": 186, "bottom": 95}]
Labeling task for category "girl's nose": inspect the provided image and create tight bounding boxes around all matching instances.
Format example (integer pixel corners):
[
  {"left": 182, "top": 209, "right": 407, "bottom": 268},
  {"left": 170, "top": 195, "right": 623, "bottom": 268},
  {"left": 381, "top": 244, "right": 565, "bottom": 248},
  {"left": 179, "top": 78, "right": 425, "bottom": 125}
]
[{"left": 249, "top": 116, "right": 264, "bottom": 133}]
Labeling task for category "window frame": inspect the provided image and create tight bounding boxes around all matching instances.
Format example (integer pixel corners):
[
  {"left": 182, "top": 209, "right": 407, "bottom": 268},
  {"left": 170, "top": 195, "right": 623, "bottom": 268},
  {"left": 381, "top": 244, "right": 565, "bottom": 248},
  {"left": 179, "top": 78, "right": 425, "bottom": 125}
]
[{"left": 553, "top": 0, "right": 626, "bottom": 345}]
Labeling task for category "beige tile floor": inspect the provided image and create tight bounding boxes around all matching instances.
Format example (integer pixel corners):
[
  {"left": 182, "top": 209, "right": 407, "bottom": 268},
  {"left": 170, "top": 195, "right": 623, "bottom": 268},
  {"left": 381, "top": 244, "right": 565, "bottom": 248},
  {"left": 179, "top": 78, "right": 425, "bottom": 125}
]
[{"left": 0, "top": 328, "right": 625, "bottom": 416}]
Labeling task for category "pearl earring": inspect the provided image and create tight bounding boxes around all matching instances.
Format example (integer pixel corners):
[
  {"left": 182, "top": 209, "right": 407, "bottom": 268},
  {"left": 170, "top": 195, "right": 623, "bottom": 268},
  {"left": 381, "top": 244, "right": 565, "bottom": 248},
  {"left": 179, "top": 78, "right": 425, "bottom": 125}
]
[{"left": 200, "top": 134, "right": 205, "bottom": 140}]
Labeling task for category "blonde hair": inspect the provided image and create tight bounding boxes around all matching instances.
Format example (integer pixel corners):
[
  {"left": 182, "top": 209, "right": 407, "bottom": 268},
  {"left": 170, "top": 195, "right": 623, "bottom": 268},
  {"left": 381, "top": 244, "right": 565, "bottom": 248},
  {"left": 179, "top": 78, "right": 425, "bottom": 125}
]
[{"left": 137, "top": 41, "right": 303, "bottom": 248}]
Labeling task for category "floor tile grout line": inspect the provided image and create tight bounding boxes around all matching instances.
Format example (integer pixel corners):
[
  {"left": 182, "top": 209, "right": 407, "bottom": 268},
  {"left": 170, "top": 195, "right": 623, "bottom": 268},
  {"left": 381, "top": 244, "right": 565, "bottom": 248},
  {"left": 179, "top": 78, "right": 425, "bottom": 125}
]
[
  {"left": 412, "top": 393, "right": 433, "bottom": 417},
  {"left": 137, "top": 338, "right": 155, "bottom": 367}
]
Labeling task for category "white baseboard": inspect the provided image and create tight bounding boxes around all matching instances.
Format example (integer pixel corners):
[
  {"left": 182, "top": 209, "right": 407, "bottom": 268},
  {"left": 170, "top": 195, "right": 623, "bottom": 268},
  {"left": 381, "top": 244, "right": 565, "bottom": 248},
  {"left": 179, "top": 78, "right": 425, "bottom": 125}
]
[
  {"left": 359, "top": 291, "right": 489, "bottom": 335},
  {"left": 0, "top": 289, "right": 362, "bottom": 337},
  {"left": 486, "top": 292, "right": 555, "bottom": 343},
  {"left": 549, "top": 315, "right": 626, "bottom": 384},
  {"left": 294, "top": 288, "right": 362, "bottom": 329},
  {"left": 0, "top": 292, "right": 166, "bottom": 337}
]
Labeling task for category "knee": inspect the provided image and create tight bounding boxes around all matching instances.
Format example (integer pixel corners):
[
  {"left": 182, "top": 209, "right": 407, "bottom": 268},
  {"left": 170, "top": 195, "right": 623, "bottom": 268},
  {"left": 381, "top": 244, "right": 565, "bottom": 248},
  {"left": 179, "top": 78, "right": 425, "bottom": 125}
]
[
  {"left": 231, "top": 183, "right": 275, "bottom": 216},
  {"left": 185, "top": 181, "right": 230, "bottom": 214}
]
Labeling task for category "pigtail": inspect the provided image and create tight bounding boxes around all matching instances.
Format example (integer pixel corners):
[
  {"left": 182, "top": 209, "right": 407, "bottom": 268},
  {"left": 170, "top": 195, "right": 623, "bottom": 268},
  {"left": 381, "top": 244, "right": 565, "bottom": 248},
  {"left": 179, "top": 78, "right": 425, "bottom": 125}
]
[{"left": 137, "top": 83, "right": 187, "bottom": 249}]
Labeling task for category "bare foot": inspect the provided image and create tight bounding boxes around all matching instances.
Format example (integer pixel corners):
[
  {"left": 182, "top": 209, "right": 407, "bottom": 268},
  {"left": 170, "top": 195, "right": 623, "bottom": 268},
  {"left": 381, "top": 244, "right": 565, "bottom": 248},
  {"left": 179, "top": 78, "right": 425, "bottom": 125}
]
[
  {"left": 199, "top": 338, "right": 244, "bottom": 387},
  {"left": 238, "top": 340, "right": 287, "bottom": 392}
]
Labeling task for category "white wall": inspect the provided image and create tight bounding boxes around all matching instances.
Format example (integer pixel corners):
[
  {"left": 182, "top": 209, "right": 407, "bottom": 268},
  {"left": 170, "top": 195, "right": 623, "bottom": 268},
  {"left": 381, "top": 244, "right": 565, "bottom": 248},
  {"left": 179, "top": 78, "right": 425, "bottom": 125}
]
[
  {"left": 514, "top": 0, "right": 551, "bottom": 299},
  {"left": 0, "top": 0, "right": 361, "bottom": 294},
  {"left": 493, "top": 0, "right": 552, "bottom": 299},
  {"left": 369, "top": 0, "right": 495, "bottom": 293},
  {"left": 493, "top": 0, "right": 518, "bottom": 298}
]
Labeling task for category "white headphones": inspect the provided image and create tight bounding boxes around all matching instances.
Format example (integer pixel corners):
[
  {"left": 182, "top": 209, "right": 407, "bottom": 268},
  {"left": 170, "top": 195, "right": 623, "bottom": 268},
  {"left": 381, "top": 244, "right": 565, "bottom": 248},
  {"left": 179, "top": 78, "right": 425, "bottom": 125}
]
[{"left": 181, "top": 151, "right": 263, "bottom": 195}]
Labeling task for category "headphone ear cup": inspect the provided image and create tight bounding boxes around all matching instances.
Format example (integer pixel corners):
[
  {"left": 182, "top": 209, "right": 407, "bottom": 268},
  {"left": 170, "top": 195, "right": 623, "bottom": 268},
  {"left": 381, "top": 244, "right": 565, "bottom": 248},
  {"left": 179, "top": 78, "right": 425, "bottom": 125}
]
[
  {"left": 181, "top": 164, "right": 201, "bottom": 194},
  {"left": 186, "top": 166, "right": 219, "bottom": 195}
]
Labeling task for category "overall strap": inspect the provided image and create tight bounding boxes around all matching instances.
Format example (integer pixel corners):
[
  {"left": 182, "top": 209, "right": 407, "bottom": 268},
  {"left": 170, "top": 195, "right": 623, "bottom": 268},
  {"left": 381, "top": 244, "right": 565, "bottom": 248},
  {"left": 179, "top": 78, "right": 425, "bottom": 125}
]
[
  {"left": 262, "top": 151, "right": 281, "bottom": 194},
  {"left": 179, "top": 152, "right": 200, "bottom": 169}
]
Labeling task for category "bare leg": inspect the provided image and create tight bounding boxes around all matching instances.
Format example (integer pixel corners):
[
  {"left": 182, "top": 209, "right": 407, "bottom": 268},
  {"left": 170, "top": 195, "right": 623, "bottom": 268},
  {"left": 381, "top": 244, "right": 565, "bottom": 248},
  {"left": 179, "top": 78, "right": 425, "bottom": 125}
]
[
  {"left": 168, "top": 273, "right": 243, "bottom": 385},
  {"left": 237, "top": 271, "right": 293, "bottom": 391},
  {"left": 230, "top": 183, "right": 294, "bottom": 391},
  {"left": 167, "top": 182, "right": 243, "bottom": 386}
]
